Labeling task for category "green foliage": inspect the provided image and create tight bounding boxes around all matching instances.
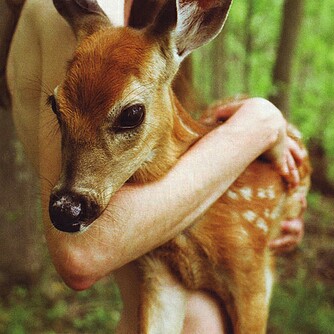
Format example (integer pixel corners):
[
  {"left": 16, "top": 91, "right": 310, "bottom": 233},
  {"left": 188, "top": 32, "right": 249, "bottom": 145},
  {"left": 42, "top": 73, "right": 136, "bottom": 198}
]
[
  {"left": 292, "top": 0, "right": 334, "bottom": 138},
  {"left": 193, "top": 0, "right": 285, "bottom": 100},
  {"left": 292, "top": 0, "right": 334, "bottom": 181},
  {"left": 268, "top": 192, "right": 334, "bottom": 333},
  {"left": 269, "top": 270, "right": 334, "bottom": 334},
  {"left": 193, "top": 0, "right": 334, "bottom": 181},
  {"left": 0, "top": 267, "right": 122, "bottom": 334}
]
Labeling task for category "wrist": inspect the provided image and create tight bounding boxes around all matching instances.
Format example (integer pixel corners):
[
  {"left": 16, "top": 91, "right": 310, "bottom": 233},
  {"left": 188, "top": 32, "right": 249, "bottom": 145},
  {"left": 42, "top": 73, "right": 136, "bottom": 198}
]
[{"left": 225, "top": 97, "right": 283, "bottom": 153}]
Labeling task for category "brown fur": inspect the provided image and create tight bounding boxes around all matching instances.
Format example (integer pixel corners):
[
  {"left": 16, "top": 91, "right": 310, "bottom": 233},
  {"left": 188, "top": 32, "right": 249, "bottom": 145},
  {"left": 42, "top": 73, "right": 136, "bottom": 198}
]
[
  {"left": 58, "top": 28, "right": 156, "bottom": 134},
  {"left": 54, "top": 25, "right": 311, "bottom": 334},
  {"left": 137, "top": 92, "right": 311, "bottom": 333}
]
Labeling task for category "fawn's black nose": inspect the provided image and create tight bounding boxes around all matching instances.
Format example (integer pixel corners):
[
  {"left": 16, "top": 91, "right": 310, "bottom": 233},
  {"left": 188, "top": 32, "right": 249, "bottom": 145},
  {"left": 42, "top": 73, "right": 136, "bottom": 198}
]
[{"left": 49, "top": 192, "right": 99, "bottom": 233}]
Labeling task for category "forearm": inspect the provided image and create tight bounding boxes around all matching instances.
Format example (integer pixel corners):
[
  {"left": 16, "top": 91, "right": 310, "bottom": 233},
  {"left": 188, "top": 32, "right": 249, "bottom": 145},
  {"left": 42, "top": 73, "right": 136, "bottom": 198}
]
[{"left": 43, "top": 98, "right": 282, "bottom": 289}]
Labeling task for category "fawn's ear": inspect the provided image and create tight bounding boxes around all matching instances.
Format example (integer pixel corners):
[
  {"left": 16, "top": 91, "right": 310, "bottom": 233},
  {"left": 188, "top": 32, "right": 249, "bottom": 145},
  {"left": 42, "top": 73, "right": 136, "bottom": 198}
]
[
  {"left": 53, "top": 0, "right": 111, "bottom": 42},
  {"left": 149, "top": 0, "right": 233, "bottom": 60},
  {"left": 129, "top": 0, "right": 166, "bottom": 29}
]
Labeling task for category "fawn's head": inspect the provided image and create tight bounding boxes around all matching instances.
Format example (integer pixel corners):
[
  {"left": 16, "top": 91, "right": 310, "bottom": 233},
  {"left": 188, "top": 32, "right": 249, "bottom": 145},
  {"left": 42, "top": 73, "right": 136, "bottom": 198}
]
[{"left": 49, "top": 0, "right": 232, "bottom": 233}]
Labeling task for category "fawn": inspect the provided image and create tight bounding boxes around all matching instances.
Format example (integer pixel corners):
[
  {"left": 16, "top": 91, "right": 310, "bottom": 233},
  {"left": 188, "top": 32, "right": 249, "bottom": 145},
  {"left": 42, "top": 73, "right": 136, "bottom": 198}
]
[{"left": 48, "top": 0, "right": 311, "bottom": 332}]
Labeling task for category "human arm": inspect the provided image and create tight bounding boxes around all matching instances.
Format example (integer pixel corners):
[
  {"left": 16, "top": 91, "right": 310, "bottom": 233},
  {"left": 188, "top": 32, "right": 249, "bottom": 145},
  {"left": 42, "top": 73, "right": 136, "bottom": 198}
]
[
  {"left": 41, "top": 97, "right": 295, "bottom": 290},
  {"left": 202, "top": 97, "right": 308, "bottom": 254}
]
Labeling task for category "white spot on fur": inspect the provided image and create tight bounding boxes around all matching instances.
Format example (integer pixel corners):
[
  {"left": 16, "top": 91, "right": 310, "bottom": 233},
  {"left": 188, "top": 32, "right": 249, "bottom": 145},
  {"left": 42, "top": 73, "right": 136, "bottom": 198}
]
[
  {"left": 270, "top": 209, "right": 279, "bottom": 220},
  {"left": 257, "top": 188, "right": 267, "bottom": 199},
  {"left": 227, "top": 190, "right": 239, "bottom": 200},
  {"left": 256, "top": 218, "right": 269, "bottom": 233},
  {"left": 117, "top": 80, "right": 147, "bottom": 109},
  {"left": 264, "top": 209, "right": 270, "bottom": 218},
  {"left": 177, "top": 1, "right": 199, "bottom": 33},
  {"left": 270, "top": 195, "right": 285, "bottom": 220},
  {"left": 240, "top": 187, "right": 253, "bottom": 201},
  {"left": 267, "top": 186, "right": 276, "bottom": 200},
  {"left": 257, "top": 186, "right": 276, "bottom": 200},
  {"left": 243, "top": 210, "right": 257, "bottom": 222}
]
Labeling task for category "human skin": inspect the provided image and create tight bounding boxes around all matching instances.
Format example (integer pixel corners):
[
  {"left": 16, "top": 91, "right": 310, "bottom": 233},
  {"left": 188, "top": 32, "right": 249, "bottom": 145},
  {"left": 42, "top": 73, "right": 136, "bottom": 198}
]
[
  {"left": 207, "top": 100, "right": 306, "bottom": 255},
  {"left": 41, "top": 98, "right": 303, "bottom": 334},
  {"left": 42, "top": 97, "right": 302, "bottom": 288},
  {"left": 7, "top": 0, "right": 306, "bottom": 332}
]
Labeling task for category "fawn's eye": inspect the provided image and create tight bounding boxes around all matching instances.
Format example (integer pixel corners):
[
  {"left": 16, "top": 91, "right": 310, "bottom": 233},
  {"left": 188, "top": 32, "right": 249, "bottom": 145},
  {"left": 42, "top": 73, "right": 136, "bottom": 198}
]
[{"left": 114, "top": 104, "right": 145, "bottom": 131}]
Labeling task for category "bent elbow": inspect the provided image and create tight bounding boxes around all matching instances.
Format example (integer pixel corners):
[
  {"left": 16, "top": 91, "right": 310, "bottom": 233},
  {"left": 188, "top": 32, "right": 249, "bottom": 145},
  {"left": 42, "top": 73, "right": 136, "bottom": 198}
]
[
  {"left": 46, "top": 221, "right": 124, "bottom": 290},
  {"left": 53, "top": 246, "right": 112, "bottom": 291},
  {"left": 63, "top": 275, "right": 97, "bottom": 291}
]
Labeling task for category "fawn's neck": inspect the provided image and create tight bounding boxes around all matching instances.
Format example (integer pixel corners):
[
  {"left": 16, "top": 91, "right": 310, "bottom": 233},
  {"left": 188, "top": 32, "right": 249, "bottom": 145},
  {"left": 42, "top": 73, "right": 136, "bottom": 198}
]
[{"left": 132, "top": 89, "right": 210, "bottom": 183}]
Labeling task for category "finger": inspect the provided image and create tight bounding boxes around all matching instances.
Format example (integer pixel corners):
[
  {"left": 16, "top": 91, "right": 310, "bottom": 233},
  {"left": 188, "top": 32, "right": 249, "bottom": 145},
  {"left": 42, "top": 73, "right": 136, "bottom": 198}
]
[
  {"left": 213, "top": 100, "right": 245, "bottom": 121},
  {"left": 276, "top": 147, "right": 300, "bottom": 187},
  {"left": 281, "top": 218, "right": 303, "bottom": 231},
  {"left": 278, "top": 154, "right": 289, "bottom": 177},
  {"left": 287, "top": 137, "right": 307, "bottom": 166},
  {"left": 270, "top": 218, "right": 305, "bottom": 253},
  {"left": 268, "top": 135, "right": 289, "bottom": 177},
  {"left": 269, "top": 234, "right": 300, "bottom": 253},
  {"left": 286, "top": 151, "right": 300, "bottom": 187},
  {"left": 275, "top": 152, "right": 294, "bottom": 183},
  {"left": 200, "top": 100, "right": 246, "bottom": 126},
  {"left": 281, "top": 219, "right": 304, "bottom": 242}
]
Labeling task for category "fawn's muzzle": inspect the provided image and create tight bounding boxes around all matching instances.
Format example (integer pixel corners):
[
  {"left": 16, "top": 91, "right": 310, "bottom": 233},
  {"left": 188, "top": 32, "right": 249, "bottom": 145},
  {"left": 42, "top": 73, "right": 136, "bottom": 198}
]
[{"left": 49, "top": 192, "right": 100, "bottom": 233}]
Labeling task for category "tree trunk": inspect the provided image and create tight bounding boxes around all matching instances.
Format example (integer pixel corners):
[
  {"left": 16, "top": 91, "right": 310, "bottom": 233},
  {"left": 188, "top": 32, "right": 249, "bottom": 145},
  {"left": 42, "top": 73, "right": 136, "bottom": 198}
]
[
  {"left": 309, "top": 139, "right": 334, "bottom": 196},
  {"left": 210, "top": 29, "right": 228, "bottom": 100},
  {"left": 244, "top": 0, "right": 255, "bottom": 94},
  {"left": 0, "top": 0, "right": 41, "bottom": 294},
  {"left": 269, "top": 0, "right": 304, "bottom": 118}
]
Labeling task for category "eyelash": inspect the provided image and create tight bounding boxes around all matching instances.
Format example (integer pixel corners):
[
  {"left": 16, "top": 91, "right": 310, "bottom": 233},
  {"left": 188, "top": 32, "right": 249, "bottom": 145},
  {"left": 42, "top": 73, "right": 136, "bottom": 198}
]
[{"left": 47, "top": 95, "right": 62, "bottom": 122}]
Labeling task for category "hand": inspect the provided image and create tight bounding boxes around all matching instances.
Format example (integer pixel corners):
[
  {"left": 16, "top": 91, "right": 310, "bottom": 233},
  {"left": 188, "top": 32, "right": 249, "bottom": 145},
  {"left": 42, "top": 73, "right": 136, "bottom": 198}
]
[
  {"left": 269, "top": 194, "right": 307, "bottom": 253},
  {"left": 269, "top": 218, "right": 305, "bottom": 253},
  {"left": 200, "top": 96, "right": 248, "bottom": 125},
  {"left": 200, "top": 98, "right": 306, "bottom": 187},
  {"left": 262, "top": 123, "right": 304, "bottom": 188}
]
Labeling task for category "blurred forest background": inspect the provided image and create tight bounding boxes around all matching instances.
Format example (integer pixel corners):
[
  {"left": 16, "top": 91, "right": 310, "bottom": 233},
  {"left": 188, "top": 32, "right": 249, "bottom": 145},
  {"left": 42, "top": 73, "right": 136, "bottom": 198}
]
[{"left": 0, "top": 0, "right": 333, "bottom": 333}]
